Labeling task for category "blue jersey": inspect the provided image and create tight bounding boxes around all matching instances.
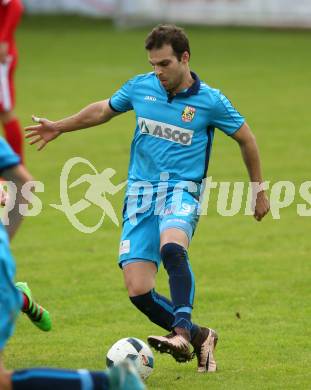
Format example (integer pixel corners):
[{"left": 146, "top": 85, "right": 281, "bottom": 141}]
[
  {"left": 0, "top": 139, "right": 22, "bottom": 350},
  {"left": 0, "top": 137, "right": 20, "bottom": 242},
  {"left": 109, "top": 72, "right": 244, "bottom": 187},
  {"left": 0, "top": 137, "right": 20, "bottom": 173}
]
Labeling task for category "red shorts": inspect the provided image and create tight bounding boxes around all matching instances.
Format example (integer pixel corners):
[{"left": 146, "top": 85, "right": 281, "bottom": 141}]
[{"left": 0, "top": 54, "right": 17, "bottom": 112}]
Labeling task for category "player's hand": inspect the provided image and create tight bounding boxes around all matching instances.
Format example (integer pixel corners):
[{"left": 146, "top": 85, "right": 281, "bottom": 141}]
[
  {"left": 25, "top": 115, "right": 61, "bottom": 151},
  {"left": 254, "top": 191, "right": 270, "bottom": 221},
  {"left": 0, "top": 42, "right": 8, "bottom": 63}
]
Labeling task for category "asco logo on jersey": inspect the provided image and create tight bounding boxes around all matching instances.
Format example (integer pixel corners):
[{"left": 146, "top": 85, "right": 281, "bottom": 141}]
[
  {"left": 138, "top": 117, "right": 194, "bottom": 146},
  {"left": 182, "top": 106, "right": 196, "bottom": 122}
]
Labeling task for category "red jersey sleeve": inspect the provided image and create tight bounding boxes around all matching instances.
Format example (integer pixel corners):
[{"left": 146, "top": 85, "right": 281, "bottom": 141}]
[{"left": 0, "top": 0, "right": 23, "bottom": 44}]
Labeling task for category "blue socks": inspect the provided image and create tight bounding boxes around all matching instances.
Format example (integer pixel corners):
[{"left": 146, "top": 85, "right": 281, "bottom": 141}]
[
  {"left": 161, "top": 243, "right": 195, "bottom": 331},
  {"left": 130, "top": 290, "right": 174, "bottom": 331},
  {"left": 130, "top": 243, "right": 199, "bottom": 338},
  {"left": 12, "top": 368, "right": 109, "bottom": 390}
]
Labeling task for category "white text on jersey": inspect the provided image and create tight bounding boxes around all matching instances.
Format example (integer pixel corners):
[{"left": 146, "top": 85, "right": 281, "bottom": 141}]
[{"left": 138, "top": 117, "right": 194, "bottom": 146}]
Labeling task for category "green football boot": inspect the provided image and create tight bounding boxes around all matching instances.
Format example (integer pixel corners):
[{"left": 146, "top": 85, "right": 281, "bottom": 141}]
[{"left": 15, "top": 282, "right": 52, "bottom": 332}]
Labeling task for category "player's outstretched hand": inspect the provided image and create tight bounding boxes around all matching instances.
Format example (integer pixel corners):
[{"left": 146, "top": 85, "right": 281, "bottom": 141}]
[
  {"left": 254, "top": 191, "right": 270, "bottom": 221},
  {"left": 25, "top": 115, "right": 61, "bottom": 151}
]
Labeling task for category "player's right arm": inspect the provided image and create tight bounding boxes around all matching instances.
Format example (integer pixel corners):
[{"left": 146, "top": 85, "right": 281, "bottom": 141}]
[{"left": 25, "top": 99, "right": 120, "bottom": 151}]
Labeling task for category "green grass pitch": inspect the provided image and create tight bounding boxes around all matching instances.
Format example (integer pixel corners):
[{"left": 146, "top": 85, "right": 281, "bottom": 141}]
[{"left": 4, "top": 16, "right": 311, "bottom": 389}]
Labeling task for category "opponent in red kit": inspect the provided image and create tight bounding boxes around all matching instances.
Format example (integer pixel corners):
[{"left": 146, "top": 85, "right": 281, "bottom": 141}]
[
  {"left": 0, "top": 1, "right": 51, "bottom": 335},
  {"left": 0, "top": 0, "right": 24, "bottom": 162}
]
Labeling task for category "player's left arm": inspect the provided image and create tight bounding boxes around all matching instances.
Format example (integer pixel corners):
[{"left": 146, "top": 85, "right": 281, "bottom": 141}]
[{"left": 231, "top": 122, "right": 270, "bottom": 221}]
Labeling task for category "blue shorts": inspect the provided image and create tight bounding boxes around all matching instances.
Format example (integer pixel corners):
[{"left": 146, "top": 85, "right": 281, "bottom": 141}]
[
  {"left": 0, "top": 233, "right": 22, "bottom": 351},
  {"left": 119, "top": 187, "right": 200, "bottom": 268}
]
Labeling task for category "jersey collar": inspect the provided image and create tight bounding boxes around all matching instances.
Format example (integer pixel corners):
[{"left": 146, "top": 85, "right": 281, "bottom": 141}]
[
  {"left": 157, "top": 71, "right": 200, "bottom": 102},
  {"left": 179, "top": 71, "right": 200, "bottom": 97}
]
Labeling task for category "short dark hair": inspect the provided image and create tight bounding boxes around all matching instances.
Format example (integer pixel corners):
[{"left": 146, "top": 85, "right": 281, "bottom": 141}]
[{"left": 145, "top": 24, "right": 190, "bottom": 61}]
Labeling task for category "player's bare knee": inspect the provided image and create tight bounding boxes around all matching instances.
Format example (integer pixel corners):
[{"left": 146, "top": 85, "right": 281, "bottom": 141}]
[
  {"left": 124, "top": 273, "right": 154, "bottom": 297},
  {"left": 123, "top": 261, "right": 156, "bottom": 297},
  {"left": 160, "top": 228, "right": 189, "bottom": 249},
  {"left": 126, "top": 281, "right": 150, "bottom": 297}
]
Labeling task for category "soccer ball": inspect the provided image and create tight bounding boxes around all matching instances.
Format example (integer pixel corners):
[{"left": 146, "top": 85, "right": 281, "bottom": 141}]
[{"left": 106, "top": 337, "right": 154, "bottom": 380}]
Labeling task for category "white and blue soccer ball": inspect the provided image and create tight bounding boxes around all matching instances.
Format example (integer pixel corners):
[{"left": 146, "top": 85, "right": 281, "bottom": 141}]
[{"left": 106, "top": 337, "right": 154, "bottom": 380}]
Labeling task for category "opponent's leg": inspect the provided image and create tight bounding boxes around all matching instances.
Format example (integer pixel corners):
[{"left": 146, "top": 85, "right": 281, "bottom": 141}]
[
  {"left": 15, "top": 282, "right": 51, "bottom": 332},
  {"left": 0, "top": 56, "right": 24, "bottom": 162}
]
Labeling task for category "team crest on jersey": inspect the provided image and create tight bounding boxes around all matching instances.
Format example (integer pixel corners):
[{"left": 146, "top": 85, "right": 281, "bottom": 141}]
[{"left": 182, "top": 106, "right": 196, "bottom": 122}]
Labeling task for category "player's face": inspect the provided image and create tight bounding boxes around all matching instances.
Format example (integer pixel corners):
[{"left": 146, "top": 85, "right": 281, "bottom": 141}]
[{"left": 148, "top": 44, "right": 189, "bottom": 93}]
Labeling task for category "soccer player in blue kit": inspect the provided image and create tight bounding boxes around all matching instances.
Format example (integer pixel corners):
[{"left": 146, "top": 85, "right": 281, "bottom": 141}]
[
  {"left": 0, "top": 137, "right": 144, "bottom": 389},
  {"left": 26, "top": 25, "right": 270, "bottom": 373}
]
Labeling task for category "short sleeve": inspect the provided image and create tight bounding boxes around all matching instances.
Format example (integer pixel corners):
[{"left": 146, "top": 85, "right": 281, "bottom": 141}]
[
  {"left": 109, "top": 78, "right": 134, "bottom": 113},
  {"left": 210, "top": 90, "right": 245, "bottom": 135},
  {"left": 0, "top": 137, "right": 20, "bottom": 172}
]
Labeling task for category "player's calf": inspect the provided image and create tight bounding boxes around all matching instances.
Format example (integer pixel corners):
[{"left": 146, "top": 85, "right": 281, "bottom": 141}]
[{"left": 130, "top": 290, "right": 174, "bottom": 331}]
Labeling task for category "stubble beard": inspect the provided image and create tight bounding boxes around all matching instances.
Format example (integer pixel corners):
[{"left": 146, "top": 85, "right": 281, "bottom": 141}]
[{"left": 167, "top": 73, "right": 184, "bottom": 95}]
